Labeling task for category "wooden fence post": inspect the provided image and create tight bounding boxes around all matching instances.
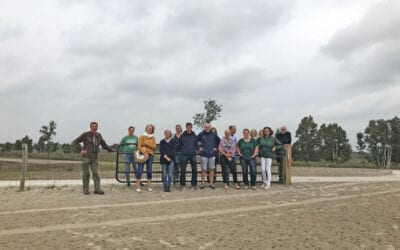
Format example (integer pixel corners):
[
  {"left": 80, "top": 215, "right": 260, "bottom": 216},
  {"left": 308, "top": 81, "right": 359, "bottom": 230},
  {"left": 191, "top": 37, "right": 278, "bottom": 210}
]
[
  {"left": 19, "top": 143, "right": 28, "bottom": 191},
  {"left": 282, "top": 144, "right": 292, "bottom": 185}
]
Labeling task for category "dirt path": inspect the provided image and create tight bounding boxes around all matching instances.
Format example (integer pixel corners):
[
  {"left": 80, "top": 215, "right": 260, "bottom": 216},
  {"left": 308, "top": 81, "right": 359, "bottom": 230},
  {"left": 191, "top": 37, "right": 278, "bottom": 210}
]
[{"left": 0, "top": 181, "right": 399, "bottom": 249}]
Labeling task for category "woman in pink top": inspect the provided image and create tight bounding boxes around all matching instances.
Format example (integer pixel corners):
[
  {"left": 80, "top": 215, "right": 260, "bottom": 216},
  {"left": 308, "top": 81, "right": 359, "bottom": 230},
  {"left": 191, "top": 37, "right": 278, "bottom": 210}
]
[{"left": 218, "top": 130, "right": 240, "bottom": 189}]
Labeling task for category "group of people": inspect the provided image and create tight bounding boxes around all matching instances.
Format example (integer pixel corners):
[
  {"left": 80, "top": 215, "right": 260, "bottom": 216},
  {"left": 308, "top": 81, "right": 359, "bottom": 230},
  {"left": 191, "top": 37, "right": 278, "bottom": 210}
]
[{"left": 74, "top": 122, "right": 291, "bottom": 195}]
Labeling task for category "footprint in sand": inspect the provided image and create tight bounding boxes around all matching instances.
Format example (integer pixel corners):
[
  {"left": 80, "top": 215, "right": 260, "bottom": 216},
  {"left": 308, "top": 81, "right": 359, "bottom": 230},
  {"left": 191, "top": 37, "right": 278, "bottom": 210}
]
[{"left": 159, "top": 239, "right": 174, "bottom": 248}]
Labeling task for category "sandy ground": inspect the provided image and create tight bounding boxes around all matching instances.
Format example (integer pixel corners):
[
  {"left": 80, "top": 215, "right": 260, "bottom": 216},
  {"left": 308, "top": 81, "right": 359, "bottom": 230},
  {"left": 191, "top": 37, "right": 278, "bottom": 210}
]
[{"left": 0, "top": 169, "right": 400, "bottom": 249}]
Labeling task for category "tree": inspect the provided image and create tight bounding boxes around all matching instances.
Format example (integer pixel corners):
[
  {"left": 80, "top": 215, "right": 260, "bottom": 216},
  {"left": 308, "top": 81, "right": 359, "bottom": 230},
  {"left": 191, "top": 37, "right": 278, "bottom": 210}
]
[
  {"left": 2, "top": 142, "right": 13, "bottom": 152},
  {"left": 38, "top": 120, "right": 57, "bottom": 153},
  {"left": 14, "top": 139, "right": 22, "bottom": 151},
  {"left": 14, "top": 137, "right": 33, "bottom": 152},
  {"left": 363, "top": 118, "right": 394, "bottom": 168},
  {"left": 356, "top": 132, "right": 366, "bottom": 153},
  {"left": 292, "top": 115, "right": 321, "bottom": 162},
  {"left": 388, "top": 116, "right": 400, "bottom": 165},
  {"left": 193, "top": 99, "right": 223, "bottom": 128},
  {"left": 318, "top": 123, "right": 352, "bottom": 163}
]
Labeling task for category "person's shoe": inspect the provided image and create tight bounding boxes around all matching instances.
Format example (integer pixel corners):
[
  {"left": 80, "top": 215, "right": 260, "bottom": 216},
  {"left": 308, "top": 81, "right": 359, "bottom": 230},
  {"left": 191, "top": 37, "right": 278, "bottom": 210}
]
[
  {"left": 83, "top": 190, "right": 90, "bottom": 195},
  {"left": 191, "top": 186, "right": 198, "bottom": 191},
  {"left": 199, "top": 184, "right": 205, "bottom": 190},
  {"left": 180, "top": 186, "right": 186, "bottom": 192},
  {"left": 164, "top": 186, "right": 167, "bottom": 192},
  {"left": 167, "top": 186, "right": 171, "bottom": 192},
  {"left": 136, "top": 188, "right": 142, "bottom": 193},
  {"left": 94, "top": 190, "right": 105, "bottom": 195},
  {"left": 266, "top": 183, "right": 271, "bottom": 189},
  {"left": 261, "top": 183, "right": 266, "bottom": 188},
  {"left": 251, "top": 186, "right": 257, "bottom": 190},
  {"left": 127, "top": 182, "right": 131, "bottom": 187},
  {"left": 209, "top": 185, "right": 215, "bottom": 190},
  {"left": 244, "top": 185, "right": 249, "bottom": 190},
  {"left": 147, "top": 187, "right": 153, "bottom": 192},
  {"left": 234, "top": 184, "right": 241, "bottom": 190},
  {"left": 224, "top": 184, "right": 229, "bottom": 189}
]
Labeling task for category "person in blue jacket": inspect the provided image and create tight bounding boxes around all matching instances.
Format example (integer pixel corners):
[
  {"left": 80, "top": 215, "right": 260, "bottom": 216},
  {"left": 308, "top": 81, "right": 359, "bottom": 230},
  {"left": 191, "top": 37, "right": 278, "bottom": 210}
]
[
  {"left": 179, "top": 122, "right": 198, "bottom": 191},
  {"left": 160, "top": 130, "right": 176, "bottom": 192},
  {"left": 197, "top": 123, "right": 219, "bottom": 189}
]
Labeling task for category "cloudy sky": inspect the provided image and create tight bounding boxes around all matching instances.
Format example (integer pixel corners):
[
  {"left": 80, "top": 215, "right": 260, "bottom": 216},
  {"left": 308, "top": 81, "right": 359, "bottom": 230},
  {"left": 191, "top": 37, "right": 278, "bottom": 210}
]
[{"left": 1, "top": 0, "right": 399, "bottom": 147}]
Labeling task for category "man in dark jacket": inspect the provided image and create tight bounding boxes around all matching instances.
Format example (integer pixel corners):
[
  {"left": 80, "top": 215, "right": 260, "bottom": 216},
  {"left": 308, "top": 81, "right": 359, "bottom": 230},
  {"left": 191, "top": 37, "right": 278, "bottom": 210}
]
[
  {"left": 179, "top": 122, "right": 198, "bottom": 190},
  {"left": 276, "top": 126, "right": 292, "bottom": 145},
  {"left": 74, "top": 122, "right": 114, "bottom": 195},
  {"left": 197, "top": 123, "right": 219, "bottom": 189},
  {"left": 275, "top": 125, "right": 292, "bottom": 182}
]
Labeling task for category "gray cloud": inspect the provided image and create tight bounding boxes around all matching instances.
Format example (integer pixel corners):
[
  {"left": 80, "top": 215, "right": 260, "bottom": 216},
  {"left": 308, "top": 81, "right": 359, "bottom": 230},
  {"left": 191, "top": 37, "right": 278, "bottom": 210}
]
[
  {"left": 321, "top": 0, "right": 400, "bottom": 90},
  {"left": 0, "top": 22, "right": 24, "bottom": 42},
  {"left": 321, "top": 0, "right": 400, "bottom": 59}
]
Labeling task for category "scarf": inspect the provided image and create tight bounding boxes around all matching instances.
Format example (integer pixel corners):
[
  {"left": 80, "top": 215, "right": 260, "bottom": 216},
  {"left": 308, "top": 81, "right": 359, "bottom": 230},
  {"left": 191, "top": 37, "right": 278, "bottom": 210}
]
[{"left": 142, "top": 132, "right": 154, "bottom": 138}]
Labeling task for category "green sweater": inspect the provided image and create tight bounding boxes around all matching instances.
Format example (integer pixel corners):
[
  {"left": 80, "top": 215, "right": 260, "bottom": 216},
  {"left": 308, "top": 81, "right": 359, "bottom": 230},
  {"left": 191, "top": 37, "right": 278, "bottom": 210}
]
[
  {"left": 237, "top": 138, "right": 257, "bottom": 160},
  {"left": 120, "top": 135, "right": 138, "bottom": 153},
  {"left": 256, "top": 136, "right": 282, "bottom": 159}
]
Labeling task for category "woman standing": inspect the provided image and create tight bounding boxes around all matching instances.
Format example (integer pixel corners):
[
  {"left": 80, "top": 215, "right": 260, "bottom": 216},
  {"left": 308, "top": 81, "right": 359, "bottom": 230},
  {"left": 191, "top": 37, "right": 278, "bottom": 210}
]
[
  {"left": 218, "top": 130, "right": 240, "bottom": 189},
  {"left": 136, "top": 124, "right": 157, "bottom": 192},
  {"left": 256, "top": 127, "right": 281, "bottom": 189},
  {"left": 160, "top": 130, "right": 176, "bottom": 192},
  {"left": 237, "top": 129, "right": 258, "bottom": 190},
  {"left": 250, "top": 129, "right": 258, "bottom": 139}
]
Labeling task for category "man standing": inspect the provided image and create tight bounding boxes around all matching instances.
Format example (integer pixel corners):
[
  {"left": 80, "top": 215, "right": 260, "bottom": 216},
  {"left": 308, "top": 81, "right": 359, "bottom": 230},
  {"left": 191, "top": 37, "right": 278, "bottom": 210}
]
[
  {"left": 180, "top": 122, "right": 198, "bottom": 191},
  {"left": 229, "top": 125, "right": 238, "bottom": 144},
  {"left": 276, "top": 125, "right": 292, "bottom": 182},
  {"left": 229, "top": 125, "right": 239, "bottom": 169},
  {"left": 197, "top": 123, "right": 219, "bottom": 189},
  {"left": 74, "top": 122, "right": 114, "bottom": 195},
  {"left": 173, "top": 124, "right": 183, "bottom": 184},
  {"left": 276, "top": 126, "right": 292, "bottom": 145},
  {"left": 120, "top": 126, "right": 138, "bottom": 186}
]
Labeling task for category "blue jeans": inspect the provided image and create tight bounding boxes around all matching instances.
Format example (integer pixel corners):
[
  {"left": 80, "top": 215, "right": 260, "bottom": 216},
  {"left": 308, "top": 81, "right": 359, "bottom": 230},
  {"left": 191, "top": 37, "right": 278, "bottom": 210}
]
[
  {"left": 162, "top": 161, "right": 174, "bottom": 188},
  {"left": 136, "top": 154, "right": 154, "bottom": 180},
  {"left": 240, "top": 157, "right": 257, "bottom": 187},
  {"left": 124, "top": 153, "right": 136, "bottom": 183},
  {"left": 173, "top": 152, "right": 181, "bottom": 182},
  {"left": 180, "top": 153, "right": 197, "bottom": 187}
]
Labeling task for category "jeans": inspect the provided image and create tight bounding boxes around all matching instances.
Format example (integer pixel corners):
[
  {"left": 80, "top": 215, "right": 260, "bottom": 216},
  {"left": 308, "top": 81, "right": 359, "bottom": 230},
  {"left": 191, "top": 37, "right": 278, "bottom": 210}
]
[
  {"left": 173, "top": 152, "right": 181, "bottom": 182},
  {"left": 220, "top": 155, "right": 237, "bottom": 185},
  {"left": 136, "top": 154, "right": 154, "bottom": 180},
  {"left": 260, "top": 157, "right": 272, "bottom": 184},
  {"left": 124, "top": 153, "right": 136, "bottom": 183},
  {"left": 180, "top": 153, "right": 197, "bottom": 187},
  {"left": 162, "top": 161, "right": 174, "bottom": 188},
  {"left": 240, "top": 157, "right": 257, "bottom": 187},
  {"left": 81, "top": 157, "right": 101, "bottom": 192}
]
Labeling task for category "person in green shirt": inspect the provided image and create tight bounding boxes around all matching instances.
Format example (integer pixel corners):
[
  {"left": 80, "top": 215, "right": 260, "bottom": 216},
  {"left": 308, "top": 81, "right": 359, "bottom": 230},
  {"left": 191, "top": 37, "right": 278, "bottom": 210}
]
[
  {"left": 237, "top": 128, "right": 258, "bottom": 190},
  {"left": 120, "top": 126, "right": 138, "bottom": 186},
  {"left": 256, "top": 127, "right": 282, "bottom": 189}
]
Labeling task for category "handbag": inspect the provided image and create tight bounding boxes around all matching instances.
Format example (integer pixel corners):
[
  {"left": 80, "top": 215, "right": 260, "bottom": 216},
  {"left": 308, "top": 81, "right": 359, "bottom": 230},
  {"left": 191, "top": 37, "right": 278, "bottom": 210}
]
[{"left": 134, "top": 150, "right": 148, "bottom": 163}]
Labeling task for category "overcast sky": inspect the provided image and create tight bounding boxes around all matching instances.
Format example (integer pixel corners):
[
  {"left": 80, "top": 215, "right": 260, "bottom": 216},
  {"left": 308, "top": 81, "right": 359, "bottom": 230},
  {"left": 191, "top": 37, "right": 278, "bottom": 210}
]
[{"left": 1, "top": 0, "right": 399, "bottom": 147}]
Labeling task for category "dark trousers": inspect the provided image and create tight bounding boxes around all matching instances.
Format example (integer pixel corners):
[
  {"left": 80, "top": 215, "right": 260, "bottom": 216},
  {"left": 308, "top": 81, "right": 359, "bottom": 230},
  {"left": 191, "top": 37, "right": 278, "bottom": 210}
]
[
  {"left": 173, "top": 152, "right": 181, "bottom": 182},
  {"left": 220, "top": 155, "right": 237, "bottom": 185},
  {"left": 240, "top": 157, "right": 257, "bottom": 187},
  {"left": 180, "top": 154, "right": 197, "bottom": 187}
]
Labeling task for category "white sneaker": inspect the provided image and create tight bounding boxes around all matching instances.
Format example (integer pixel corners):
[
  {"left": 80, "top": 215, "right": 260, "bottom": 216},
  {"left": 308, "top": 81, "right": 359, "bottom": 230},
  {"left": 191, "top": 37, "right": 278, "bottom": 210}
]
[
  {"left": 136, "top": 188, "right": 142, "bottom": 193},
  {"left": 261, "top": 183, "right": 266, "bottom": 188},
  {"left": 265, "top": 183, "right": 271, "bottom": 189},
  {"left": 147, "top": 187, "right": 153, "bottom": 192}
]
